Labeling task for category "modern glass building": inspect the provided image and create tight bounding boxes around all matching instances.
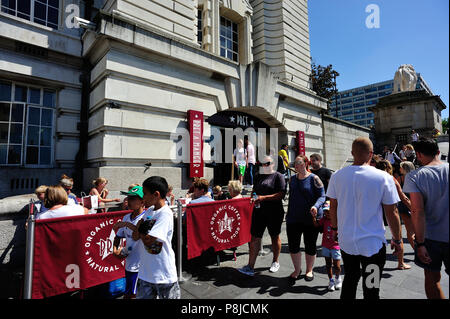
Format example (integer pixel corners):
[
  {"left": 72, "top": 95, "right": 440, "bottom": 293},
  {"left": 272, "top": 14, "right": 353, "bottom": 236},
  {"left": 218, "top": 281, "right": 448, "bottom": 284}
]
[{"left": 329, "top": 74, "right": 433, "bottom": 127}]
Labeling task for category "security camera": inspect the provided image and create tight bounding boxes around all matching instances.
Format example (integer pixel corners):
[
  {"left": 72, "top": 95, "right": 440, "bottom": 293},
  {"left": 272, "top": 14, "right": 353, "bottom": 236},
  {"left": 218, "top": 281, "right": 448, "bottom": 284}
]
[{"left": 74, "top": 16, "right": 96, "bottom": 30}]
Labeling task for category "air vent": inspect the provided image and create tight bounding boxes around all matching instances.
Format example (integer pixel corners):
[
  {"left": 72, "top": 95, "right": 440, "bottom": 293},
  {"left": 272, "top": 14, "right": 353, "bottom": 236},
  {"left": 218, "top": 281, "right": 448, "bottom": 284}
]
[{"left": 10, "top": 178, "right": 39, "bottom": 191}]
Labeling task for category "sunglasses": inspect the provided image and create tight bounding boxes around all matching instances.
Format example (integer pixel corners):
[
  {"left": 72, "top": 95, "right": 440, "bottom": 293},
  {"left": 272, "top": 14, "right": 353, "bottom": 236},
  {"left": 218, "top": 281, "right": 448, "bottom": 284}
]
[{"left": 262, "top": 162, "right": 272, "bottom": 166}]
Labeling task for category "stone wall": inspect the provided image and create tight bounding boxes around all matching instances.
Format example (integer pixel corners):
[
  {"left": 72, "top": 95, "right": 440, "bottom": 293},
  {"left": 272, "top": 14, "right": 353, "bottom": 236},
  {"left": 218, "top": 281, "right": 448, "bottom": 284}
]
[
  {"left": 322, "top": 114, "right": 371, "bottom": 172},
  {"left": 251, "top": 0, "right": 311, "bottom": 88}
]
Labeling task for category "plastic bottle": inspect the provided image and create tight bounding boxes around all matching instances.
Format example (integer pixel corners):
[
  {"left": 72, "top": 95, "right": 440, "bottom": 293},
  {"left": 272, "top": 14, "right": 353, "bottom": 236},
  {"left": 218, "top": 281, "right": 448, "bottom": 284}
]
[{"left": 252, "top": 192, "right": 260, "bottom": 209}]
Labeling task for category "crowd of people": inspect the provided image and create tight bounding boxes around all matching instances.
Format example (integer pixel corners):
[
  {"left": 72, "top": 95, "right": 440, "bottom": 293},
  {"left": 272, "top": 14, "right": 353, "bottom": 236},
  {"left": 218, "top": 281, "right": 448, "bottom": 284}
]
[
  {"left": 236, "top": 137, "right": 448, "bottom": 300},
  {"left": 30, "top": 136, "right": 448, "bottom": 300}
]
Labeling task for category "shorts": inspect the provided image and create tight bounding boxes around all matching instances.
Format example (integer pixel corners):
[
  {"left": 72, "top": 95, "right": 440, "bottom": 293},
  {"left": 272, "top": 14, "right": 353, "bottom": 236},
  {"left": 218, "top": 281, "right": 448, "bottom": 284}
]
[
  {"left": 125, "top": 271, "right": 139, "bottom": 296},
  {"left": 397, "top": 201, "right": 410, "bottom": 216},
  {"left": 321, "top": 247, "right": 342, "bottom": 260},
  {"left": 136, "top": 279, "right": 181, "bottom": 299},
  {"left": 250, "top": 207, "right": 284, "bottom": 238},
  {"left": 238, "top": 164, "right": 246, "bottom": 176},
  {"left": 286, "top": 222, "right": 319, "bottom": 255},
  {"left": 414, "top": 238, "right": 449, "bottom": 275}
]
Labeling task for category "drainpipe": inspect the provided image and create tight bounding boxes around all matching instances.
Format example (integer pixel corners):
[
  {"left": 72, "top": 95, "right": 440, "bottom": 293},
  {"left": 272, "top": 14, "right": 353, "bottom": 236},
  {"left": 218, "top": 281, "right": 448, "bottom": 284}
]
[
  {"left": 320, "top": 110, "right": 328, "bottom": 167},
  {"left": 74, "top": 1, "right": 93, "bottom": 193}
]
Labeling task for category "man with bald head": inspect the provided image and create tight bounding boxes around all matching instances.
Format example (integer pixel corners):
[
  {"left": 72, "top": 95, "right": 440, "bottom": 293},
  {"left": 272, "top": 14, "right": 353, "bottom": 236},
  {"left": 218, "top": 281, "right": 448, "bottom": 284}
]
[{"left": 326, "top": 137, "right": 404, "bottom": 299}]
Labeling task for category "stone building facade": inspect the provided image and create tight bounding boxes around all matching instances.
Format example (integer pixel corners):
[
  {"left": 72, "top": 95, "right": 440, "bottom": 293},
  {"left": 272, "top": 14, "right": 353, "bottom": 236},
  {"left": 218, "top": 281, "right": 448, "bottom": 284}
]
[
  {"left": 1, "top": 0, "right": 339, "bottom": 199},
  {"left": 0, "top": 0, "right": 371, "bottom": 200}
]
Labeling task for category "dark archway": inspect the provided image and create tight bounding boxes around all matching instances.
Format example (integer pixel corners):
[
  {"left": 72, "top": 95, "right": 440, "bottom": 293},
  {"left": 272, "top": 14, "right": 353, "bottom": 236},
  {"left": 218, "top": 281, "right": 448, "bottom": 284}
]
[{"left": 205, "top": 107, "right": 287, "bottom": 186}]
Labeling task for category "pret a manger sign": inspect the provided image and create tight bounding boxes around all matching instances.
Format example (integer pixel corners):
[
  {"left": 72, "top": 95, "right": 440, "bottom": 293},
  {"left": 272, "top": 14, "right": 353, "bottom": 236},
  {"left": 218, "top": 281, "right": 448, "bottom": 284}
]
[{"left": 188, "top": 110, "right": 204, "bottom": 178}]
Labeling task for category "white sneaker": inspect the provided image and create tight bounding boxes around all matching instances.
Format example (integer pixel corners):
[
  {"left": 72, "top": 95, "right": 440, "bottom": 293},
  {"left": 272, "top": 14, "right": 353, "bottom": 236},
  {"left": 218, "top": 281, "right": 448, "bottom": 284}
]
[
  {"left": 269, "top": 261, "right": 280, "bottom": 273},
  {"left": 335, "top": 277, "right": 342, "bottom": 290},
  {"left": 328, "top": 279, "right": 335, "bottom": 291}
]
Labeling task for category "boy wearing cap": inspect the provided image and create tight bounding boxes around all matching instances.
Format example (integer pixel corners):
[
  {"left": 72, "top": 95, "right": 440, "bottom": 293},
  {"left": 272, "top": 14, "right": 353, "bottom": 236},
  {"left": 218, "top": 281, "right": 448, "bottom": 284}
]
[
  {"left": 313, "top": 200, "right": 342, "bottom": 291},
  {"left": 113, "top": 185, "right": 146, "bottom": 299}
]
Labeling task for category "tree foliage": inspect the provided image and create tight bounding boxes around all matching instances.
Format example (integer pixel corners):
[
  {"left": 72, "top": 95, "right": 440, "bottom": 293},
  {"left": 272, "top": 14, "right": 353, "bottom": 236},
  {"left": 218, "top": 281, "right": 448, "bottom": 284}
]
[
  {"left": 442, "top": 117, "right": 448, "bottom": 134},
  {"left": 310, "top": 63, "right": 340, "bottom": 111}
]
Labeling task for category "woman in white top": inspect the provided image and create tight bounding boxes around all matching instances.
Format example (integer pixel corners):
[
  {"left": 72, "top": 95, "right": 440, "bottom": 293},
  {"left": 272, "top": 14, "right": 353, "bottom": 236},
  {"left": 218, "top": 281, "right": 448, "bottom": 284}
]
[
  {"left": 90, "top": 177, "right": 121, "bottom": 212},
  {"left": 37, "top": 185, "right": 87, "bottom": 220}
]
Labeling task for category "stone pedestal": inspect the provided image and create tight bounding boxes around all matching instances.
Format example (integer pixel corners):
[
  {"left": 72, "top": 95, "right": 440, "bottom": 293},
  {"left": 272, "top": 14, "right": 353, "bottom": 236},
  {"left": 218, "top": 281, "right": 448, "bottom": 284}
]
[{"left": 371, "top": 90, "right": 446, "bottom": 152}]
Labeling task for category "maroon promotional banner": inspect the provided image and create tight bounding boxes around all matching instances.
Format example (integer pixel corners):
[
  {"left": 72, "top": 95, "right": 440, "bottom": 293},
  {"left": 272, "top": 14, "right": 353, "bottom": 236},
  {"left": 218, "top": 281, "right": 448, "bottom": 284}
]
[
  {"left": 296, "top": 130, "right": 306, "bottom": 156},
  {"left": 186, "top": 198, "right": 254, "bottom": 260},
  {"left": 188, "top": 110, "right": 204, "bottom": 178},
  {"left": 31, "top": 210, "right": 131, "bottom": 299}
]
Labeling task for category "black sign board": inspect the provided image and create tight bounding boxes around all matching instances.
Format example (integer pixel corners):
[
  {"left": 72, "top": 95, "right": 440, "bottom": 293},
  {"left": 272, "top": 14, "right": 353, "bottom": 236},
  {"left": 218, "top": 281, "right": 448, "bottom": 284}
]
[{"left": 206, "top": 111, "right": 268, "bottom": 129}]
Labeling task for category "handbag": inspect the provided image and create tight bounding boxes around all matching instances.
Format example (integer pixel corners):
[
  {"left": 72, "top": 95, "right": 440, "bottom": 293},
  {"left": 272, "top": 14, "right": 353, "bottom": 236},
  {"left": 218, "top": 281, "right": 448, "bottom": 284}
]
[{"left": 80, "top": 192, "right": 99, "bottom": 213}]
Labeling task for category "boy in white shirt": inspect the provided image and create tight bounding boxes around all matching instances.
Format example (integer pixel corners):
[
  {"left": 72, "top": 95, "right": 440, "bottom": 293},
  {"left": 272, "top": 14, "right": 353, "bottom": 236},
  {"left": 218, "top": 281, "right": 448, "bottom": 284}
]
[
  {"left": 129, "top": 176, "right": 180, "bottom": 299},
  {"left": 113, "top": 186, "right": 146, "bottom": 299}
]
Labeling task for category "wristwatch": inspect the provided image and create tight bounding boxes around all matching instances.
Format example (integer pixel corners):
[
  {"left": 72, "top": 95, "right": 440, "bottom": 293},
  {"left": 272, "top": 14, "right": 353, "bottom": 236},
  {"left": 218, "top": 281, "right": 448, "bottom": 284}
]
[
  {"left": 331, "top": 227, "right": 338, "bottom": 231},
  {"left": 392, "top": 239, "right": 402, "bottom": 245},
  {"left": 414, "top": 239, "right": 425, "bottom": 247}
]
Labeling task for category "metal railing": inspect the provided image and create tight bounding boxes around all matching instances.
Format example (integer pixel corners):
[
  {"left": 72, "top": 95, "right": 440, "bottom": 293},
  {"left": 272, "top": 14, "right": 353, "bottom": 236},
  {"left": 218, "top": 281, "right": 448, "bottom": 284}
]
[{"left": 23, "top": 199, "right": 191, "bottom": 299}]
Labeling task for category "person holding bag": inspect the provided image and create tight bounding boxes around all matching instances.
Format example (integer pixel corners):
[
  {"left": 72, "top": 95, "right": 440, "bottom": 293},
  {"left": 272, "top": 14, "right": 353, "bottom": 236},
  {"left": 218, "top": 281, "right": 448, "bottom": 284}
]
[
  {"left": 90, "top": 177, "right": 121, "bottom": 212},
  {"left": 286, "top": 155, "right": 326, "bottom": 282}
]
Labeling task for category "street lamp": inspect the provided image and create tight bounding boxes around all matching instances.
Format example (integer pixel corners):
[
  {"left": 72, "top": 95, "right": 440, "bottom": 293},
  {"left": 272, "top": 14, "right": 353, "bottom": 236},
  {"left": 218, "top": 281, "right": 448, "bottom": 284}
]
[{"left": 333, "top": 72, "right": 338, "bottom": 118}]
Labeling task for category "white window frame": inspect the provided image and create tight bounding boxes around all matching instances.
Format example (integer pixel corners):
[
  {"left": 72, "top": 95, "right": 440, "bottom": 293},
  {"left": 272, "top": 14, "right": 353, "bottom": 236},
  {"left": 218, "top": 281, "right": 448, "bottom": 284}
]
[
  {"left": 0, "top": 0, "right": 60, "bottom": 29},
  {"left": 0, "top": 81, "right": 56, "bottom": 168},
  {"left": 220, "top": 16, "right": 239, "bottom": 62}
]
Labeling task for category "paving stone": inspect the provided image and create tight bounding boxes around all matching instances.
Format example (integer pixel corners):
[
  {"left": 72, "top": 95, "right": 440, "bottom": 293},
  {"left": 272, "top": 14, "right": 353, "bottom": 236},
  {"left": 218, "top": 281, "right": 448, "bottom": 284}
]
[{"left": 180, "top": 223, "right": 448, "bottom": 300}]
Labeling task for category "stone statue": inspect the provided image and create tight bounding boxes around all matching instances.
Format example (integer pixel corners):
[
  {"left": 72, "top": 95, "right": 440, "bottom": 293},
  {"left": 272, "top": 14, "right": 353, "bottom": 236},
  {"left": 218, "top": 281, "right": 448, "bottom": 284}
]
[{"left": 393, "top": 64, "right": 418, "bottom": 93}]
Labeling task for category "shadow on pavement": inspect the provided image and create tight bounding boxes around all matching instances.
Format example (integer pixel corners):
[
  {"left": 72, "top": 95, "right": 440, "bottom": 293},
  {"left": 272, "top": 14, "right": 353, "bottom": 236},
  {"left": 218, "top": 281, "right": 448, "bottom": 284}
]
[{"left": 185, "top": 265, "right": 330, "bottom": 298}]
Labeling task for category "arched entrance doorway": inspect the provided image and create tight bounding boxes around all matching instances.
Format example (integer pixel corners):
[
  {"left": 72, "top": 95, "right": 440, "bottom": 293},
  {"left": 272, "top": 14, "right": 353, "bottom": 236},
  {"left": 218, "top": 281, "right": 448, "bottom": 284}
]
[{"left": 205, "top": 107, "right": 288, "bottom": 186}]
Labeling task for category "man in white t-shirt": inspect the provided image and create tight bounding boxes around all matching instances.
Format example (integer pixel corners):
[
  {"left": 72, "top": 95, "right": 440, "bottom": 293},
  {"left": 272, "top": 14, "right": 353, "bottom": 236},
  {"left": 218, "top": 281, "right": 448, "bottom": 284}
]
[
  {"left": 130, "top": 176, "right": 180, "bottom": 299},
  {"left": 326, "top": 137, "right": 403, "bottom": 300}
]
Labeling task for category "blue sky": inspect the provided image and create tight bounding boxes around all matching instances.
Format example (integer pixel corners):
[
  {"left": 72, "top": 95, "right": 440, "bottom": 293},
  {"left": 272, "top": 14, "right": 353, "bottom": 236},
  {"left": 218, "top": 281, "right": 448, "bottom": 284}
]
[{"left": 308, "top": 0, "right": 449, "bottom": 119}]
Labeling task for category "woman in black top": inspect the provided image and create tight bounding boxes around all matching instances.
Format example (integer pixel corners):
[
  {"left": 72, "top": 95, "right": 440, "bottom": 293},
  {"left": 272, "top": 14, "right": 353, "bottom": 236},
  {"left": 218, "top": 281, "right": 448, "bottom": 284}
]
[{"left": 237, "top": 155, "right": 286, "bottom": 276}]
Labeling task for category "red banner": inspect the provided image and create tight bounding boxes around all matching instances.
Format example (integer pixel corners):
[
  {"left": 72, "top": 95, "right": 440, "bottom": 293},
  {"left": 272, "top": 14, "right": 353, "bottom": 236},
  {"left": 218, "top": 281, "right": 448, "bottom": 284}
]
[
  {"left": 186, "top": 198, "right": 254, "bottom": 260},
  {"left": 188, "top": 110, "right": 204, "bottom": 178},
  {"left": 296, "top": 130, "right": 305, "bottom": 156},
  {"left": 31, "top": 210, "right": 131, "bottom": 299}
]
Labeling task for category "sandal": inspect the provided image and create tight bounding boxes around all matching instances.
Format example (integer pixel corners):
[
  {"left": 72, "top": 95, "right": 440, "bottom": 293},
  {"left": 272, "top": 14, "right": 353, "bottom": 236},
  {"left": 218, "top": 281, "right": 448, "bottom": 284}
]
[
  {"left": 289, "top": 270, "right": 302, "bottom": 280},
  {"left": 305, "top": 272, "right": 314, "bottom": 281},
  {"left": 397, "top": 264, "right": 411, "bottom": 270}
]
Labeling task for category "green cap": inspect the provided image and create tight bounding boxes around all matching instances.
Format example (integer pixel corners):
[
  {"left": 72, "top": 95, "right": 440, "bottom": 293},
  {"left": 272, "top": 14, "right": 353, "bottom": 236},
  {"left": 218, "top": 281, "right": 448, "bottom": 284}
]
[{"left": 120, "top": 186, "right": 144, "bottom": 199}]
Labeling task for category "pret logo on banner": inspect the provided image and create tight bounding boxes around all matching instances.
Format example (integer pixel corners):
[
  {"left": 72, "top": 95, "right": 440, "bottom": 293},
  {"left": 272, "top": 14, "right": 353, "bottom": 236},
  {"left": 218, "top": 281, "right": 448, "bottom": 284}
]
[
  {"left": 210, "top": 204, "right": 241, "bottom": 244},
  {"left": 83, "top": 218, "right": 125, "bottom": 272},
  {"left": 186, "top": 198, "right": 253, "bottom": 259},
  {"left": 31, "top": 211, "right": 130, "bottom": 299},
  {"left": 188, "top": 110, "right": 204, "bottom": 178}
]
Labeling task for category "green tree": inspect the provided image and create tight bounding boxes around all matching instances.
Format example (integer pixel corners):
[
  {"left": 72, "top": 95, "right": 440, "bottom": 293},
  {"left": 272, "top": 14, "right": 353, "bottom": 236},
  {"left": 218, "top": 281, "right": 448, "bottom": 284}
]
[
  {"left": 310, "top": 62, "right": 340, "bottom": 113},
  {"left": 442, "top": 117, "right": 448, "bottom": 134}
]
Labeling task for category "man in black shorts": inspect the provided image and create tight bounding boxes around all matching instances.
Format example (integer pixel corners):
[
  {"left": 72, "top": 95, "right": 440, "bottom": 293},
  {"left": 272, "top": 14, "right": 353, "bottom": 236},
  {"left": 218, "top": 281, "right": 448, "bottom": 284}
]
[{"left": 238, "top": 155, "right": 286, "bottom": 276}]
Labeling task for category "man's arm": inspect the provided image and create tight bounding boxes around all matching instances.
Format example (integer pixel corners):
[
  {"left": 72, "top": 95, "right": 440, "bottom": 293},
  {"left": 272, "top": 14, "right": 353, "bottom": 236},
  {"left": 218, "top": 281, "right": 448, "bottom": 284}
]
[
  {"left": 383, "top": 203, "right": 403, "bottom": 256},
  {"left": 383, "top": 203, "right": 402, "bottom": 241},
  {"left": 409, "top": 192, "right": 425, "bottom": 243},
  {"left": 409, "top": 192, "right": 432, "bottom": 264}
]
